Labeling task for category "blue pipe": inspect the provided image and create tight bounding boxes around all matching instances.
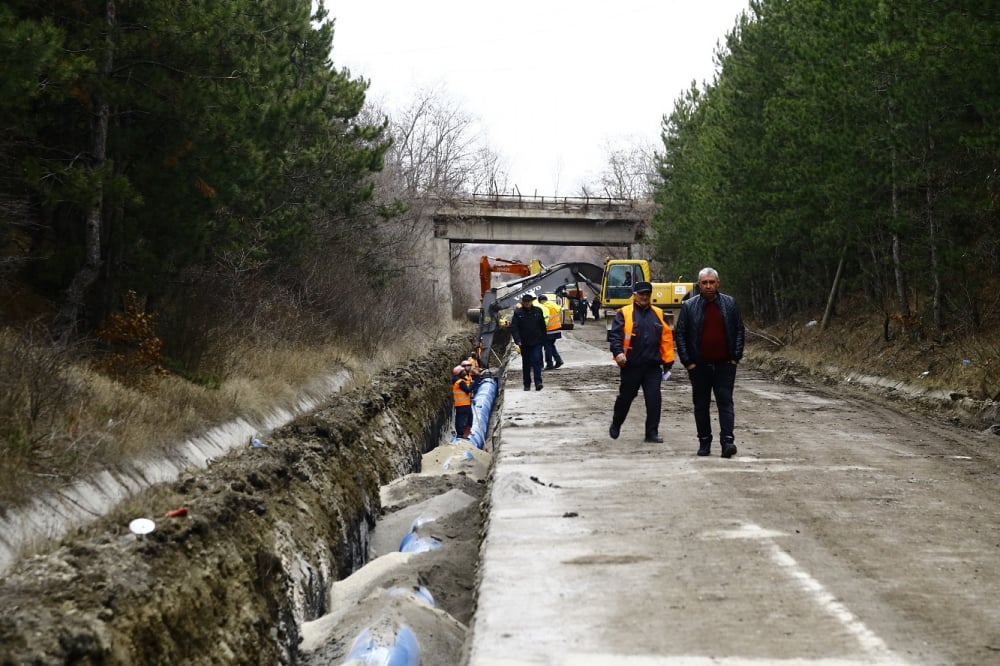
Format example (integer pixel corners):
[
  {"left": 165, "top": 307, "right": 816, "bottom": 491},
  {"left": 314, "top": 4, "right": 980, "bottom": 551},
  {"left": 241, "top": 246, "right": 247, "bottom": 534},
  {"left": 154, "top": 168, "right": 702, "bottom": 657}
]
[
  {"left": 468, "top": 377, "right": 498, "bottom": 450},
  {"left": 343, "top": 624, "right": 419, "bottom": 666}
]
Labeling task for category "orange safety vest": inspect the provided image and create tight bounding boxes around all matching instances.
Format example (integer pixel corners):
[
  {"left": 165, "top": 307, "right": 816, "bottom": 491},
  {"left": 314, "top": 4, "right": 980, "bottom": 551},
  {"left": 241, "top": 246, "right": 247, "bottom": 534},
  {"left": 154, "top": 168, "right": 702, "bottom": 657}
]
[
  {"left": 615, "top": 304, "right": 675, "bottom": 363},
  {"left": 453, "top": 377, "right": 472, "bottom": 407},
  {"left": 542, "top": 301, "right": 562, "bottom": 332}
]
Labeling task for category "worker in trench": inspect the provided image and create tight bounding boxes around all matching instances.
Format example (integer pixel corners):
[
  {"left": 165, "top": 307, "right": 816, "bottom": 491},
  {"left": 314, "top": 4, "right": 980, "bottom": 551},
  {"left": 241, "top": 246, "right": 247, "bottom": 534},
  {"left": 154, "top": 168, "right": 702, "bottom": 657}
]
[{"left": 452, "top": 363, "right": 474, "bottom": 438}]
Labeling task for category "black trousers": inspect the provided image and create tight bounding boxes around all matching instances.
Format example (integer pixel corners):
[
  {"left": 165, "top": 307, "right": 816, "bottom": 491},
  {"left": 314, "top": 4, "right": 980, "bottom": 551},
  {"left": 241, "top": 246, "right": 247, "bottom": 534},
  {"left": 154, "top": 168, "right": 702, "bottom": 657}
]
[
  {"left": 687, "top": 362, "right": 737, "bottom": 444},
  {"left": 611, "top": 363, "right": 662, "bottom": 438}
]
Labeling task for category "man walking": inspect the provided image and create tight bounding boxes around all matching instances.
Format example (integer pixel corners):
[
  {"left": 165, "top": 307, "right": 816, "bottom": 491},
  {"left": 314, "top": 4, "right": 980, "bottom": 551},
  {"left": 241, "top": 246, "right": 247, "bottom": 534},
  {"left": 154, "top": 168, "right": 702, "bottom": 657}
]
[
  {"left": 673, "top": 267, "right": 745, "bottom": 458},
  {"left": 537, "top": 295, "right": 564, "bottom": 370},
  {"left": 608, "top": 281, "right": 675, "bottom": 443},
  {"left": 511, "top": 293, "right": 547, "bottom": 390}
]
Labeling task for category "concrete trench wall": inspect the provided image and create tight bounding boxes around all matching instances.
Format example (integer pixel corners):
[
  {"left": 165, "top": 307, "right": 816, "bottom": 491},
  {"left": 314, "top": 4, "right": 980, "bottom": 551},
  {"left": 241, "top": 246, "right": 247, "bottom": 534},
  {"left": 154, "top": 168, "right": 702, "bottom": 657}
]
[{"left": 0, "top": 335, "right": 471, "bottom": 665}]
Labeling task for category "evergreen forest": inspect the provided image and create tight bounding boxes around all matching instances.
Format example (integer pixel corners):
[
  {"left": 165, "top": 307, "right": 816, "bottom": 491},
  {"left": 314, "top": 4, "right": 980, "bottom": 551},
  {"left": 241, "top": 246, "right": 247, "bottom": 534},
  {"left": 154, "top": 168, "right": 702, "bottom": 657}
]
[
  {"left": 1, "top": 0, "right": 424, "bottom": 363},
  {"left": 1, "top": 1, "right": 999, "bottom": 376},
  {"left": 653, "top": 0, "right": 999, "bottom": 336}
]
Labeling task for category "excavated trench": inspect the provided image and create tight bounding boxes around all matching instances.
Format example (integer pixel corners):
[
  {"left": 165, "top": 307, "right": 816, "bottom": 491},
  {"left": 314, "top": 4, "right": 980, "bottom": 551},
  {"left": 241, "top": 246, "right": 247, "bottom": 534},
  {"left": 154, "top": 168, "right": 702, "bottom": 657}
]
[{"left": 0, "top": 333, "right": 499, "bottom": 665}]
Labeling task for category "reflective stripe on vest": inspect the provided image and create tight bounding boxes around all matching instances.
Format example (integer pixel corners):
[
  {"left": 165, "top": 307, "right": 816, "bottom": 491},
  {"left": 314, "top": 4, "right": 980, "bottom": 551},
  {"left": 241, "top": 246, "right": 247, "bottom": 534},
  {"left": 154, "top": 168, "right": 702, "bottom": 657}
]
[
  {"left": 453, "top": 378, "right": 471, "bottom": 407},
  {"left": 615, "top": 304, "right": 674, "bottom": 362}
]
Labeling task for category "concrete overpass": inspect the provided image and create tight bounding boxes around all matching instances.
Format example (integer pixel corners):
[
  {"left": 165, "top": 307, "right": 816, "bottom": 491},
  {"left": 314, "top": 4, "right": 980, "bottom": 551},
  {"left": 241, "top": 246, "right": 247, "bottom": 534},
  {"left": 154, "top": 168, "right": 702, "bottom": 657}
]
[
  {"left": 421, "top": 193, "right": 653, "bottom": 319},
  {"left": 431, "top": 192, "right": 650, "bottom": 246}
]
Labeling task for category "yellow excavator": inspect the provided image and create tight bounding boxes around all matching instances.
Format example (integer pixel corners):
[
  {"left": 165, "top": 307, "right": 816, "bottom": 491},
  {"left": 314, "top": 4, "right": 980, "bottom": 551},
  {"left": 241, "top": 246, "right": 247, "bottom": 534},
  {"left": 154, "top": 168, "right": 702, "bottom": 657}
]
[{"left": 597, "top": 258, "right": 693, "bottom": 328}]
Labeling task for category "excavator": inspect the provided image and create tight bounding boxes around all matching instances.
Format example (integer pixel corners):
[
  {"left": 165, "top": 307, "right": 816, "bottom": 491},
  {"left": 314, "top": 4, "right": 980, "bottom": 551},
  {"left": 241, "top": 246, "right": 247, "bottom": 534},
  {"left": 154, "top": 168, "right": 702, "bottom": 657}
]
[
  {"left": 597, "top": 258, "right": 693, "bottom": 328},
  {"left": 478, "top": 255, "right": 539, "bottom": 299},
  {"left": 471, "top": 262, "right": 603, "bottom": 368}
]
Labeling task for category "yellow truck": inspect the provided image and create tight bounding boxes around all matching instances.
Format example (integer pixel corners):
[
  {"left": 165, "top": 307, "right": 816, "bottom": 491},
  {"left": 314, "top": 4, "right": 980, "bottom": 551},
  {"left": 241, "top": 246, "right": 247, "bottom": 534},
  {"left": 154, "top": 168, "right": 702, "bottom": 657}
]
[{"left": 598, "top": 259, "right": 693, "bottom": 328}]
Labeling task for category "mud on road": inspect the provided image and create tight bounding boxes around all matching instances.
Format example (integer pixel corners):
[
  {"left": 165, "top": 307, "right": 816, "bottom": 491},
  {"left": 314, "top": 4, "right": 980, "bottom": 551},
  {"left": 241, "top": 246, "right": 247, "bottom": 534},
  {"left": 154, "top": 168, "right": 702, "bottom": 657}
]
[{"left": 503, "top": 321, "right": 1000, "bottom": 665}]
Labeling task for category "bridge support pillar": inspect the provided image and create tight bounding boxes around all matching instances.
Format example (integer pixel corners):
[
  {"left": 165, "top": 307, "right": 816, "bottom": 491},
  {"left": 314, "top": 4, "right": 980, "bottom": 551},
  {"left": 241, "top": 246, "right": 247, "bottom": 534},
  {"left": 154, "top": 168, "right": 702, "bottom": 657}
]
[{"left": 431, "top": 236, "right": 452, "bottom": 323}]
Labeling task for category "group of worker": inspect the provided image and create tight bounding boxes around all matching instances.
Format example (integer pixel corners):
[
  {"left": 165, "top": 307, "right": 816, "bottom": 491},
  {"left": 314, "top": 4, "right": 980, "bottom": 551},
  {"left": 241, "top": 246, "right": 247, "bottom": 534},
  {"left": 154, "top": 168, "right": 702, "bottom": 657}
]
[
  {"left": 481, "top": 266, "right": 746, "bottom": 458},
  {"left": 609, "top": 268, "right": 745, "bottom": 458}
]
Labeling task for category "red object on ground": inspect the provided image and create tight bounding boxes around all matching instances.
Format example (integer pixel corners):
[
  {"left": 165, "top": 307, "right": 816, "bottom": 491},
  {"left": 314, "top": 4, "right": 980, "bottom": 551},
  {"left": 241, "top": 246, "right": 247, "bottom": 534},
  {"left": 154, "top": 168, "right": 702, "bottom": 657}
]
[{"left": 164, "top": 507, "right": 189, "bottom": 518}]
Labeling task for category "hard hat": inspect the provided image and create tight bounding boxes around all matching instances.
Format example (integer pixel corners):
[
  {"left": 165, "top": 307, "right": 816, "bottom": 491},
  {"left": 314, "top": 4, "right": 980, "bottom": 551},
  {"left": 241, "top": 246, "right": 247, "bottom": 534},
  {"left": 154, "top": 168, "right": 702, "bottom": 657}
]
[
  {"left": 453, "top": 365, "right": 465, "bottom": 375},
  {"left": 538, "top": 294, "right": 548, "bottom": 301}
]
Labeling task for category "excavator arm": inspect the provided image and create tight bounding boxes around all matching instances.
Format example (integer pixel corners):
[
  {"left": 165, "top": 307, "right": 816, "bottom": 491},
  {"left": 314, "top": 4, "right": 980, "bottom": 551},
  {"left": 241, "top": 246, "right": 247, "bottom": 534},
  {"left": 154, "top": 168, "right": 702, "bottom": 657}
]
[
  {"left": 479, "top": 255, "right": 532, "bottom": 299},
  {"left": 474, "top": 262, "right": 603, "bottom": 368}
]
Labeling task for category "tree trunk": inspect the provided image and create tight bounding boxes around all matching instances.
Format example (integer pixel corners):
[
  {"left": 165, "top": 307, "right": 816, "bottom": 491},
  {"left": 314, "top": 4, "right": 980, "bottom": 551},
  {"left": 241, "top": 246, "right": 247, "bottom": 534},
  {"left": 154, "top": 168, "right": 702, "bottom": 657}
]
[
  {"left": 886, "top": 88, "right": 910, "bottom": 322},
  {"left": 924, "top": 145, "right": 942, "bottom": 333},
  {"left": 54, "top": 0, "right": 116, "bottom": 345},
  {"left": 820, "top": 246, "right": 846, "bottom": 331}
]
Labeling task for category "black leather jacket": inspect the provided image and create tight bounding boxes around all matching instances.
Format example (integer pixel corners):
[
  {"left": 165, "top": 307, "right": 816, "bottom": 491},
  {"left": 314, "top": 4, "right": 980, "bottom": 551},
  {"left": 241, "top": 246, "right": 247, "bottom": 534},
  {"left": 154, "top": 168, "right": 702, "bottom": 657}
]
[{"left": 674, "top": 293, "right": 745, "bottom": 366}]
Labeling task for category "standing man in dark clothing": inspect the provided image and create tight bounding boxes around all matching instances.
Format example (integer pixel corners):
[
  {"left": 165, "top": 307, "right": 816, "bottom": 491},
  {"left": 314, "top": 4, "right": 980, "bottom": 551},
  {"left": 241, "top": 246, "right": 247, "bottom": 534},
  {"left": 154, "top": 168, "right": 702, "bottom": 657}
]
[
  {"left": 674, "top": 267, "right": 745, "bottom": 458},
  {"left": 510, "top": 293, "right": 547, "bottom": 391},
  {"left": 608, "top": 281, "right": 675, "bottom": 443},
  {"left": 576, "top": 296, "right": 589, "bottom": 326}
]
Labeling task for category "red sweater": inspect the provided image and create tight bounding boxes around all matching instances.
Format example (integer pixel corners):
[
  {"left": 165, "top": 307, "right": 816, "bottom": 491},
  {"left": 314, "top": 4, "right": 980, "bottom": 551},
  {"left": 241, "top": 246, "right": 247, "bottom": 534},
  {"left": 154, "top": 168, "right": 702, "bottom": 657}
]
[{"left": 700, "top": 300, "right": 729, "bottom": 362}]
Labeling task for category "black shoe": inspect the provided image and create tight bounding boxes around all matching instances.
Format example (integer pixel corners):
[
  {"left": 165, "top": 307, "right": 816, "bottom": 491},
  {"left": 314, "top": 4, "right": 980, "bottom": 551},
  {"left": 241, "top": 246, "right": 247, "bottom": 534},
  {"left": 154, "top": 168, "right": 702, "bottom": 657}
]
[
  {"left": 721, "top": 443, "right": 738, "bottom": 458},
  {"left": 696, "top": 447, "right": 711, "bottom": 456},
  {"left": 545, "top": 365, "right": 555, "bottom": 370},
  {"left": 535, "top": 384, "right": 543, "bottom": 390},
  {"left": 609, "top": 423, "right": 621, "bottom": 439},
  {"left": 644, "top": 435, "right": 664, "bottom": 443},
  {"left": 524, "top": 385, "right": 531, "bottom": 391},
  {"left": 554, "top": 360, "right": 564, "bottom": 369}
]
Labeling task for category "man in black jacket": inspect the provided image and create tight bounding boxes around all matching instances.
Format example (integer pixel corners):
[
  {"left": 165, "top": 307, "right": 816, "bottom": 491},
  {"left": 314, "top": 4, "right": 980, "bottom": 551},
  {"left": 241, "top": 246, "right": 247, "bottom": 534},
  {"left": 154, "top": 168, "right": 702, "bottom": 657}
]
[
  {"left": 674, "top": 267, "right": 745, "bottom": 458},
  {"left": 510, "top": 293, "right": 547, "bottom": 390}
]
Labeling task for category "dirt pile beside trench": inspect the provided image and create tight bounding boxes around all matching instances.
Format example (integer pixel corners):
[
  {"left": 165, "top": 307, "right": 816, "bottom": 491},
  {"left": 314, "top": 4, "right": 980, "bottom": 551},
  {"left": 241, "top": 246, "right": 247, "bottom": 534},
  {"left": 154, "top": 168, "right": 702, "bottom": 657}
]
[{"left": 0, "top": 335, "right": 472, "bottom": 665}]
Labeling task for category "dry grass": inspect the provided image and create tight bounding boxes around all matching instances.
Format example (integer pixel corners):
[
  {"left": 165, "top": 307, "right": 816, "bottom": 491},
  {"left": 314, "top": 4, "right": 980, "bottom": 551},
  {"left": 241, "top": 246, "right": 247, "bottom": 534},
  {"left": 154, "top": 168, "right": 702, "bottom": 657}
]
[
  {"left": 0, "top": 332, "right": 373, "bottom": 509},
  {"left": 751, "top": 295, "right": 1000, "bottom": 402},
  {"left": 0, "top": 308, "right": 466, "bottom": 510}
]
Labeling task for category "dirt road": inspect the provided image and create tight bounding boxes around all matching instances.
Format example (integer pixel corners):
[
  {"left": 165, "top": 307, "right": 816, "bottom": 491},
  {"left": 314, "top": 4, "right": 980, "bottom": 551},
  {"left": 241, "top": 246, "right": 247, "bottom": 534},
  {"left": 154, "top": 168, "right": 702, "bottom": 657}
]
[{"left": 466, "top": 321, "right": 1000, "bottom": 665}]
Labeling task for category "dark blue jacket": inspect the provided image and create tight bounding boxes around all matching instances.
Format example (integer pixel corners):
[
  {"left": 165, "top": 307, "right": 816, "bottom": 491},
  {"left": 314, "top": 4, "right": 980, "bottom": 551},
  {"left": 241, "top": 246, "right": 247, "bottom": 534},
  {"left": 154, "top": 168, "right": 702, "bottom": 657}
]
[
  {"left": 608, "top": 304, "right": 670, "bottom": 368},
  {"left": 511, "top": 304, "right": 547, "bottom": 347},
  {"left": 674, "top": 293, "right": 745, "bottom": 366}
]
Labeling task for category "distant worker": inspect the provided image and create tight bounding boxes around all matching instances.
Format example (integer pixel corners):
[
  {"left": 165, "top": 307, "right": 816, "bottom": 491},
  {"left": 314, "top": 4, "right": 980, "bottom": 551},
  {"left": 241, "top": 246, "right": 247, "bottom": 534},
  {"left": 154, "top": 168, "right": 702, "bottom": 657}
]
[
  {"left": 576, "top": 296, "right": 589, "bottom": 326},
  {"left": 452, "top": 364, "right": 474, "bottom": 438},
  {"left": 673, "top": 267, "right": 745, "bottom": 458},
  {"left": 510, "top": 293, "right": 547, "bottom": 390},
  {"left": 608, "top": 281, "right": 675, "bottom": 443},
  {"left": 538, "top": 295, "right": 564, "bottom": 370},
  {"left": 623, "top": 271, "right": 633, "bottom": 287},
  {"left": 590, "top": 297, "right": 601, "bottom": 321}
]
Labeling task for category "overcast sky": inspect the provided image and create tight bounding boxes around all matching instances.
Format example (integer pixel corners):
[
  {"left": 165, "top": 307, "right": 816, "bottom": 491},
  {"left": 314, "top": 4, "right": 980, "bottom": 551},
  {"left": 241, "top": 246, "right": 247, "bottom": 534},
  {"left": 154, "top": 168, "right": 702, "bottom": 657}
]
[{"left": 327, "top": 1, "right": 748, "bottom": 197}]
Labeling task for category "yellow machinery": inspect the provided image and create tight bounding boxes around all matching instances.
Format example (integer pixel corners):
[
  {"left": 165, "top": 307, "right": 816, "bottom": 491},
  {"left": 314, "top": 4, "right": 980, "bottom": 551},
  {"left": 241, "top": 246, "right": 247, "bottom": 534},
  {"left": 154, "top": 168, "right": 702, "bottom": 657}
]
[{"left": 598, "top": 259, "right": 693, "bottom": 327}]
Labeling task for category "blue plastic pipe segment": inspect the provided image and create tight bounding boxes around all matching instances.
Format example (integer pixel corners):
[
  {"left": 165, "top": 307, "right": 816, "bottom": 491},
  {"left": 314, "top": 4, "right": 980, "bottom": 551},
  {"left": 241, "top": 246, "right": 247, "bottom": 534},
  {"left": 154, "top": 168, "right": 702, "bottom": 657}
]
[
  {"left": 344, "top": 624, "right": 420, "bottom": 666},
  {"left": 468, "top": 377, "right": 498, "bottom": 450}
]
